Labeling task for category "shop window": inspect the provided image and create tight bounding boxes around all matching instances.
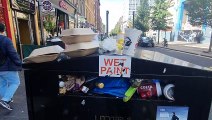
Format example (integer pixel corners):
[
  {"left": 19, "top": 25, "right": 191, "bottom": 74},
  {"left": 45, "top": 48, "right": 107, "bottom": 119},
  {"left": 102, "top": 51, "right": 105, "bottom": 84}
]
[{"left": 69, "top": 14, "right": 75, "bottom": 29}]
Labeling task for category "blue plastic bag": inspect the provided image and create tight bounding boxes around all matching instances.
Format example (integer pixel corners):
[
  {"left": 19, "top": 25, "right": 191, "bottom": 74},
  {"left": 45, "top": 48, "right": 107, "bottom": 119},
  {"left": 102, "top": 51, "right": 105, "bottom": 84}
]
[{"left": 92, "top": 77, "right": 130, "bottom": 97}]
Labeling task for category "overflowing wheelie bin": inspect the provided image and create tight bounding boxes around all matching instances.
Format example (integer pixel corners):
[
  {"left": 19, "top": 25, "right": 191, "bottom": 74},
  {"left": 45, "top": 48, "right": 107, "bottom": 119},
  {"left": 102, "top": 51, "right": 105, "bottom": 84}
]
[{"left": 23, "top": 51, "right": 212, "bottom": 120}]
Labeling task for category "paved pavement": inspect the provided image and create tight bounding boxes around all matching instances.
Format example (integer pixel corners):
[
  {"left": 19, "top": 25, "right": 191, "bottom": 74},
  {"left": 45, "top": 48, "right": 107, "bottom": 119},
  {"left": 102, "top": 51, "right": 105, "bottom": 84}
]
[
  {"left": 156, "top": 41, "right": 212, "bottom": 58},
  {"left": 0, "top": 41, "right": 212, "bottom": 120},
  {"left": 0, "top": 72, "right": 28, "bottom": 120}
]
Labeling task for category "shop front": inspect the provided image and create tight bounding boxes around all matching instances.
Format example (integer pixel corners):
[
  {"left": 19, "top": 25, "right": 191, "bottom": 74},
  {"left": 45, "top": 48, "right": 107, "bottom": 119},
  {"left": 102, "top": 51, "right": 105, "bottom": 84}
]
[
  {"left": 42, "top": 0, "right": 76, "bottom": 38},
  {"left": 77, "top": 15, "right": 86, "bottom": 28},
  {"left": 9, "top": 0, "right": 38, "bottom": 56}
]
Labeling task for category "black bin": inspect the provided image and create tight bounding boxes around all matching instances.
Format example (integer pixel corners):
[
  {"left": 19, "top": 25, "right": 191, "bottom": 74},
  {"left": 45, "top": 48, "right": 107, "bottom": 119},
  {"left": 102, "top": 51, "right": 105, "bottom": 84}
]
[{"left": 23, "top": 53, "right": 212, "bottom": 120}]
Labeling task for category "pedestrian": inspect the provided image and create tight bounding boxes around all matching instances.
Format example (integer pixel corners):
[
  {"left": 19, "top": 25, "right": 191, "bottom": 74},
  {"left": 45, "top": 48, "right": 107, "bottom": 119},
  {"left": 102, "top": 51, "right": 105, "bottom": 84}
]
[{"left": 0, "top": 23, "right": 22, "bottom": 111}]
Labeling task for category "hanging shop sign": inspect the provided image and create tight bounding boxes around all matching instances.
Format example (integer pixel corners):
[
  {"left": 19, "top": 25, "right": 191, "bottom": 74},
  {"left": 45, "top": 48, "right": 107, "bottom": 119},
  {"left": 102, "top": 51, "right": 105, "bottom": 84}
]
[
  {"left": 48, "top": 0, "right": 75, "bottom": 15},
  {"left": 99, "top": 55, "right": 131, "bottom": 78},
  {"left": 59, "top": 0, "right": 68, "bottom": 10},
  {"left": 42, "top": 0, "right": 53, "bottom": 11},
  {"left": 10, "top": 0, "right": 35, "bottom": 14}
]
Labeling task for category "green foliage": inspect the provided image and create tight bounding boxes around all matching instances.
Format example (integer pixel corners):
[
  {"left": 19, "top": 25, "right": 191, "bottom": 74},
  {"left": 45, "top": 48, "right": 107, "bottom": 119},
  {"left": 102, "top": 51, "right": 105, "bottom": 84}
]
[
  {"left": 43, "top": 15, "right": 56, "bottom": 35},
  {"left": 150, "top": 0, "right": 171, "bottom": 31},
  {"left": 111, "top": 25, "right": 121, "bottom": 35},
  {"left": 185, "top": 0, "right": 212, "bottom": 28},
  {"left": 110, "top": 18, "right": 123, "bottom": 35},
  {"left": 134, "top": 0, "right": 150, "bottom": 32}
]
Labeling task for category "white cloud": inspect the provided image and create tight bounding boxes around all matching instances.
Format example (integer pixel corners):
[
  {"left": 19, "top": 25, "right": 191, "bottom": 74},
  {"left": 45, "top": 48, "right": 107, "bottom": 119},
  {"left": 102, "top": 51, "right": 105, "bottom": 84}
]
[{"left": 100, "top": 0, "right": 125, "bottom": 32}]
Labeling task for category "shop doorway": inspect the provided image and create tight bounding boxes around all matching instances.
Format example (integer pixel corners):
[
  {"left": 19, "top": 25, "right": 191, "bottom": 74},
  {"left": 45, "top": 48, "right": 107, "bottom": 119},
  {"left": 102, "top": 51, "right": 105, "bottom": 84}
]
[
  {"left": 18, "top": 19, "right": 31, "bottom": 44},
  {"left": 12, "top": 11, "right": 37, "bottom": 59}
]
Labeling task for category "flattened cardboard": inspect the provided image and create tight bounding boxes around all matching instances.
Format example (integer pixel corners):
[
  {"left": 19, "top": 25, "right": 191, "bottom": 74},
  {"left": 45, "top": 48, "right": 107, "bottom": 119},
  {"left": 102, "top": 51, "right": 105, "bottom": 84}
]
[{"left": 23, "top": 54, "right": 59, "bottom": 63}]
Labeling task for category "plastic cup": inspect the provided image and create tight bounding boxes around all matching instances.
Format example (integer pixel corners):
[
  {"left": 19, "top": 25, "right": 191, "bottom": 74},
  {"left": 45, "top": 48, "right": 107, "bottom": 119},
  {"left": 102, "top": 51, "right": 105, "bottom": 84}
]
[{"left": 123, "top": 28, "right": 142, "bottom": 56}]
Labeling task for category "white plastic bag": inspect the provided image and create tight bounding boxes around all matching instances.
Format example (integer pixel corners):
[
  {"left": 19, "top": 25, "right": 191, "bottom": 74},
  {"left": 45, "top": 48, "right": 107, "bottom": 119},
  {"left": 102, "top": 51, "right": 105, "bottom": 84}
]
[{"left": 101, "top": 37, "right": 116, "bottom": 52}]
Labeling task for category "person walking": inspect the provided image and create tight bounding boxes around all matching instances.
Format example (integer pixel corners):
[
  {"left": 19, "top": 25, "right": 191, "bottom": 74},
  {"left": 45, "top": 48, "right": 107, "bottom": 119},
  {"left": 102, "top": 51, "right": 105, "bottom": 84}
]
[{"left": 0, "top": 23, "right": 22, "bottom": 110}]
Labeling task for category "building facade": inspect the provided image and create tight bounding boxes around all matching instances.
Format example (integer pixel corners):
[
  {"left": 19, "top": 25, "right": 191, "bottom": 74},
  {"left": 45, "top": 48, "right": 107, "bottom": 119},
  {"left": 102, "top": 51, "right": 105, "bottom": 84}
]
[
  {"left": 94, "top": 0, "right": 101, "bottom": 32},
  {"left": 128, "top": 0, "right": 141, "bottom": 21},
  {"left": 0, "top": 0, "right": 41, "bottom": 58},
  {"left": 42, "top": 0, "right": 77, "bottom": 37},
  {"left": 85, "top": 0, "right": 95, "bottom": 29},
  {"left": 171, "top": 0, "right": 211, "bottom": 43},
  {"left": 75, "top": 0, "right": 86, "bottom": 28}
]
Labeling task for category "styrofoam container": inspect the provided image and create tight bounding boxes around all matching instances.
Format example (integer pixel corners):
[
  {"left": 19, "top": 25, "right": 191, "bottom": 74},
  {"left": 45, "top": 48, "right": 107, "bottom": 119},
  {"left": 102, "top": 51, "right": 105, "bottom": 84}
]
[
  {"left": 62, "top": 41, "right": 99, "bottom": 58},
  {"left": 60, "top": 28, "right": 97, "bottom": 44},
  {"left": 23, "top": 45, "right": 64, "bottom": 63},
  {"left": 60, "top": 35, "right": 96, "bottom": 44},
  {"left": 61, "top": 28, "right": 97, "bottom": 36}
]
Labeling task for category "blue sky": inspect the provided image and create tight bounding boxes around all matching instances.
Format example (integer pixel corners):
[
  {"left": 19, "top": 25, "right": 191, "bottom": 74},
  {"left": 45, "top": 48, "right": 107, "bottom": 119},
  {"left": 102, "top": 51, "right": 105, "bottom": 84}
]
[{"left": 100, "top": 0, "right": 125, "bottom": 32}]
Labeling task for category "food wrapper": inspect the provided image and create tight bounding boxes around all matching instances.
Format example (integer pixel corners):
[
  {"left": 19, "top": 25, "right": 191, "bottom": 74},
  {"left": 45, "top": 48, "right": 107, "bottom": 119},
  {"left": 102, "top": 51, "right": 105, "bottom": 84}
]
[{"left": 115, "top": 33, "right": 125, "bottom": 55}]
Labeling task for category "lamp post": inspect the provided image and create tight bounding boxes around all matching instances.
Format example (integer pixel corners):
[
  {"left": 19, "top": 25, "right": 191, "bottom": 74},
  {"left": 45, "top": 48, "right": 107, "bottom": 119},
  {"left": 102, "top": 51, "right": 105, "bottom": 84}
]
[
  {"left": 106, "top": 10, "right": 109, "bottom": 37},
  {"left": 133, "top": 11, "right": 135, "bottom": 28}
]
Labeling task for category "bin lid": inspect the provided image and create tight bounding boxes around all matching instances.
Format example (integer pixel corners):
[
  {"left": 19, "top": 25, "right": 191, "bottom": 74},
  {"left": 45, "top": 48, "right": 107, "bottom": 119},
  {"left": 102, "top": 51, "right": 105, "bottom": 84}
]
[{"left": 134, "top": 49, "right": 208, "bottom": 70}]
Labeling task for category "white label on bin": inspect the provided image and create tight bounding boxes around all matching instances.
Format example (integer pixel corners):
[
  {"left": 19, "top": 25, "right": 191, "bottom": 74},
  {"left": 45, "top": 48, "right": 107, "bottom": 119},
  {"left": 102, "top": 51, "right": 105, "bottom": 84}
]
[{"left": 99, "top": 55, "right": 131, "bottom": 77}]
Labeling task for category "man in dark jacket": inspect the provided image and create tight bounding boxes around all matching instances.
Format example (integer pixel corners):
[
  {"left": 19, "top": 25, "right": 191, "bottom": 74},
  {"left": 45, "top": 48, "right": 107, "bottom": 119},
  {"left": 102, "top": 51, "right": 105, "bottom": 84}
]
[{"left": 0, "top": 23, "right": 22, "bottom": 110}]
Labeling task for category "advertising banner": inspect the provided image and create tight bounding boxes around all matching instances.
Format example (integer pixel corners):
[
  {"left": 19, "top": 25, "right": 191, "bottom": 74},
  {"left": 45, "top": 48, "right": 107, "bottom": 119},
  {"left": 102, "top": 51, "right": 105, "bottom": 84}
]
[{"left": 10, "top": 0, "right": 35, "bottom": 14}]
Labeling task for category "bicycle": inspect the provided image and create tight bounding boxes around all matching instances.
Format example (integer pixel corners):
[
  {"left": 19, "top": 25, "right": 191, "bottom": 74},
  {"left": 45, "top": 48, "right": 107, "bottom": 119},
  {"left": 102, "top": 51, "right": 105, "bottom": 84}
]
[{"left": 161, "top": 38, "right": 168, "bottom": 47}]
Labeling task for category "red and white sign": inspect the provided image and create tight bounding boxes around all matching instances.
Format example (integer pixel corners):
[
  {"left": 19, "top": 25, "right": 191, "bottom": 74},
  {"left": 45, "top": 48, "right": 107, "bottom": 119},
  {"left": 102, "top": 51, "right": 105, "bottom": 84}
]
[
  {"left": 59, "top": 0, "right": 68, "bottom": 10},
  {"left": 99, "top": 55, "right": 131, "bottom": 78}
]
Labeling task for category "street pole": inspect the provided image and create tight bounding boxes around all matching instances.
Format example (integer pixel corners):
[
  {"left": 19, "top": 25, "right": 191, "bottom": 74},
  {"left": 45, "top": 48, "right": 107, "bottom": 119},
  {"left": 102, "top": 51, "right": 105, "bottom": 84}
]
[
  {"left": 38, "top": 0, "right": 45, "bottom": 45},
  {"left": 209, "top": 31, "right": 212, "bottom": 52},
  {"left": 133, "top": 11, "right": 135, "bottom": 28},
  {"left": 106, "top": 10, "right": 109, "bottom": 37}
]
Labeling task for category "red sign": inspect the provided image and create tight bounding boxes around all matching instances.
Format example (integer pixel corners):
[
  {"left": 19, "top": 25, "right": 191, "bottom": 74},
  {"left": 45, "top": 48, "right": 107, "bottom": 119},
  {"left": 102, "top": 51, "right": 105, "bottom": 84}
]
[{"left": 59, "top": 0, "right": 68, "bottom": 10}]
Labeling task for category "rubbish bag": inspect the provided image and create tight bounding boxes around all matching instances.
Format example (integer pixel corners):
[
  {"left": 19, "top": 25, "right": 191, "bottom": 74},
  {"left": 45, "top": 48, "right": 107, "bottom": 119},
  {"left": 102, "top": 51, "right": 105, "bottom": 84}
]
[{"left": 92, "top": 77, "right": 130, "bottom": 97}]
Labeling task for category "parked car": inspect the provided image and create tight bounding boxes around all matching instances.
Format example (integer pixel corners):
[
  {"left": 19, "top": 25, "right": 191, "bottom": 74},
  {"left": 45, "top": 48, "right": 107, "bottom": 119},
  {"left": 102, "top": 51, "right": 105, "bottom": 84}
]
[{"left": 138, "top": 37, "right": 155, "bottom": 47}]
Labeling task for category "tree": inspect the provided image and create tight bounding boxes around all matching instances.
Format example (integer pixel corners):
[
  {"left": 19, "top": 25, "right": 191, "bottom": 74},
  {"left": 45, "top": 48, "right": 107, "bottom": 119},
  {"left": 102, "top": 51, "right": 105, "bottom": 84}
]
[
  {"left": 134, "top": 0, "right": 150, "bottom": 33},
  {"left": 110, "top": 17, "right": 123, "bottom": 35},
  {"left": 185, "top": 0, "right": 212, "bottom": 52},
  {"left": 150, "top": 0, "right": 171, "bottom": 44},
  {"left": 110, "top": 24, "right": 121, "bottom": 36},
  {"left": 43, "top": 15, "right": 56, "bottom": 37}
]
